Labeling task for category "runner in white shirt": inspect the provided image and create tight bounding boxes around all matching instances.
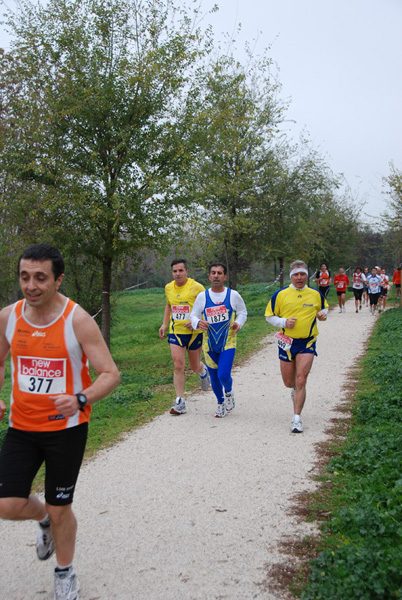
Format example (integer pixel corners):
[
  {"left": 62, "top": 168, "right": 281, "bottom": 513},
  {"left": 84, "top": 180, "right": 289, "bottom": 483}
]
[{"left": 190, "top": 263, "right": 247, "bottom": 418}]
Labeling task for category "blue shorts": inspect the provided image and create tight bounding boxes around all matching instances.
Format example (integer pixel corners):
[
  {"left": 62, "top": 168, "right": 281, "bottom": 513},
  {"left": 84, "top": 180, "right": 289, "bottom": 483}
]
[
  {"left": 168, "top": 332, "right": 203, "bottom": 350},
  {"left": 278, "top": 337, "right": 317, "bottom": 362}
]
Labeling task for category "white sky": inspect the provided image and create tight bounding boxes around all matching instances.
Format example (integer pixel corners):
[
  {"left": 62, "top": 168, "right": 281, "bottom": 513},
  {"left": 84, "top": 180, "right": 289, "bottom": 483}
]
[
  {"left": 205, "top": 0, "right": 402, "bottom": 222},
  {"left": 1, "top": 0, "right": 401, "bottom": 222}
]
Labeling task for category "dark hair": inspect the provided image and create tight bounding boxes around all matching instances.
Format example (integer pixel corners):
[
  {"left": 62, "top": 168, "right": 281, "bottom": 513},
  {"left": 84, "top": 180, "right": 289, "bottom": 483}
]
[
  {"left": 18, "top": 244, "right": 65, "bottom": 280},
  {"left": 171, "top": 258, "right": 188, "bottom": 269},
  {"left": 209, "top": 262, "right": 227, "bottom": 275}
]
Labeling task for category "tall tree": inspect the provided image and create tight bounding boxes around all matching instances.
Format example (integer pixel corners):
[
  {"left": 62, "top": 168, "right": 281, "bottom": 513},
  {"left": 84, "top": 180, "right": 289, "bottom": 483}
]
[
  {"left": 0, "top": 0, "right": 212, "bottom": 344},
  {"left": 183, "top": 52, "right": 285, "bottom": 288}
]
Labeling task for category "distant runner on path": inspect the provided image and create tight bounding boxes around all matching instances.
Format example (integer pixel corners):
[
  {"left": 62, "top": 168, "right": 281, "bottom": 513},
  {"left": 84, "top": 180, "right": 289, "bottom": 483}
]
[
  {"left": 352, "top": 267, "right": 365, "bottom": 312},
  {"left": 159, "top": 259, "right": 210, "bottom": 416},
  {"left": 0, "top": 244, "right": 120, "bottom": 600},
  {"left": 367, "top": 267, "right": 382, "bottom": 315},
  {"left": 265, "top": 260, "right": 329, "bottom": 433},
  {"left": 333, "top": 268, "right": 350, "bottom": 313},
  {"left": 190, "top": 263, "right": 247, "bottom": 418},
  {"left": 314, "top": 262, "right": 331, "bottom": 298},
  {"left": 392, "top": 265, "right": 401, "bottom": 300}
]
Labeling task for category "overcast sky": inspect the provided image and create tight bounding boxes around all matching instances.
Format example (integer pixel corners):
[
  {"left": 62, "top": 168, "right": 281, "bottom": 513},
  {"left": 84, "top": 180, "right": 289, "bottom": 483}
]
[
  {"left": 205, "top": 0, "right": 402, "bottom": 222},
  {"left": 1, "top": 0, "right": 401, "bottom": 222}
]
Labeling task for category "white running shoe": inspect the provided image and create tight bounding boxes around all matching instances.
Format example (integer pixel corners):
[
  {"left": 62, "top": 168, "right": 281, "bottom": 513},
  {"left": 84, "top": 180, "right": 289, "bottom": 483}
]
[
  {"left": 338, "top": 309, "right": 342, "bottom": 313},
  {"left": 342, "top": 307, "right": 346, "bottom": 313},
  {"left": 36, "top": 517, "right": 55, "bottom": 561},
  {"left": 170, "top": 398, "right": 186, "bottom": 415},
  {"left": 54, "top": 567, "right": 80, "bottom": 600},
  {"left": 215, "top": 403, "right": 226, "bottom": 418},
  {"left": 200, "top": 369, "right": 210, "bottom": 391},
  {"left": 291, "top": 418, "right": 303, "bottom": 433},
  {"left": 224, "top": 390, "right": 235, "bottom": 413}
]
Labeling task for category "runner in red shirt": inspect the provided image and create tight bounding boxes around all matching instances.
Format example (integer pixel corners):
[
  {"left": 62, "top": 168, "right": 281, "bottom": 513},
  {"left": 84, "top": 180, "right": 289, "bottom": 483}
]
[
  {"left": 392, "top": 266, "right": 401, "bottom": 300},
  {"left": 333, "top": 268, "right": 350, "bottom": 313}
]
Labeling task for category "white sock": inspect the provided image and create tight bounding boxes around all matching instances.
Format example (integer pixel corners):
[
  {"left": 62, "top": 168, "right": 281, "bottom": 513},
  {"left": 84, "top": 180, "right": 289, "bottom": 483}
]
[{"left": 293, "top": 414, "right": 301, "bottom": 423}]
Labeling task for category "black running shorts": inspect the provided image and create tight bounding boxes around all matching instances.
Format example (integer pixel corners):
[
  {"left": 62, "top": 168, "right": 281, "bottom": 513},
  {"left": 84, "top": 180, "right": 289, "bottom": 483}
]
[{"left": 0, "top": 423, "right": 88, "bottom": 505}]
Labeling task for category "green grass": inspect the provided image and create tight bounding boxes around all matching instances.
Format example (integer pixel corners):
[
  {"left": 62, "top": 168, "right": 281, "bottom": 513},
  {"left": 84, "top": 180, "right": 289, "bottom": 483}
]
[{"left": 298, "top": 302, "right": 402, "bottom": 600}]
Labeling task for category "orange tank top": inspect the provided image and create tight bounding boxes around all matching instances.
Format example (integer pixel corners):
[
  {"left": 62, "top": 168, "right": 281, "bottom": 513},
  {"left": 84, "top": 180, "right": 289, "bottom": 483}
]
[{"left": 6, "top": 298, "right": 92, "bottom": 431}]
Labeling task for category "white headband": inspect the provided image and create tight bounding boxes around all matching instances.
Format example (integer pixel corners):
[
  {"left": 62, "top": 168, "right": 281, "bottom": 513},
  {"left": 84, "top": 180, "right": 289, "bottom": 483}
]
[{"left": 290, "top": 268, "right": 308, "bottom": 277}]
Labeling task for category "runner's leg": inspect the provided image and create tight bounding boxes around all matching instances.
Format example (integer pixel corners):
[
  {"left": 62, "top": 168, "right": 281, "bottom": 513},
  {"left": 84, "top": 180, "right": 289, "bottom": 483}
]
[
  {"left": 216, "top": 348, "right": 236, "bottom": 393},
  {"left": 188, "top": 346, "right": 206, "bottom": 376},
  {"left": 169, "top": 343, "right": 187, "bottom": 398},
  {"left": 292, "top": 353, "right": 315, "bottom": 415},
  {"left": 47, "top": 503, "right": 77, "bottom": 567}
]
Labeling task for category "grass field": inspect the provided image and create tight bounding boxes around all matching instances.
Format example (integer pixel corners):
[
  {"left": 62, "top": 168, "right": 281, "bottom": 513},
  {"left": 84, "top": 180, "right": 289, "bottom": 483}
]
[{"left": 296, "top": 299, "right": 402, "bottom": 599}]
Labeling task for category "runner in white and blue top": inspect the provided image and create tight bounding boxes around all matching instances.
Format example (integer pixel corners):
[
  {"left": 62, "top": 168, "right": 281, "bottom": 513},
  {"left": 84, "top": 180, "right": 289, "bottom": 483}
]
[
  {"left": 367, "top": 267, "right": 382, "bottom": 315},
  {"left": 191, "top": 263, "right": 247, "bottom": 418}
]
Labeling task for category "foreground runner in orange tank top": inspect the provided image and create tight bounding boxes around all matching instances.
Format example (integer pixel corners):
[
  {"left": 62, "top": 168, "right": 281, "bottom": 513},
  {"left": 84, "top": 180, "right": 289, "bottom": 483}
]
[{"left": 0, "top": 244, "right": 120, "bottom": 600}]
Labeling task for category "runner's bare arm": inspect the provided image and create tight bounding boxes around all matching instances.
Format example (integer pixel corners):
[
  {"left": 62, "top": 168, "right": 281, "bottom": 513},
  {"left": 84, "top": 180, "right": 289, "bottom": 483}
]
[
  {"left": 50, "top": 305, "right": 120, "bottom": 417},
  {"left": 159, "top": 304, "right": 171, "bottom": 340},
  {"left": 0, "top": 306, "right": 13, "bottom": 421}
]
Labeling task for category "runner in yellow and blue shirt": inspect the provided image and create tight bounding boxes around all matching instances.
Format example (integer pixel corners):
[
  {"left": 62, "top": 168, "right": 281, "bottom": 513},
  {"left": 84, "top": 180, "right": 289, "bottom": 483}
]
[
  {"left": 159, "top": 259, "right": 210, "bottom": 415},
  {"left": 265, "top": 260, "right": 328, "bottom": 433}
]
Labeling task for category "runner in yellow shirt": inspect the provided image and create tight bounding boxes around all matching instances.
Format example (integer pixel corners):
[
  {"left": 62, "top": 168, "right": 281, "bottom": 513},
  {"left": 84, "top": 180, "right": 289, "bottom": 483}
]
[
  {"left": 265, "top": 260, "right": 329, "bottom": 433},
  {"left": 159, "top": 259, "right": 210, "bottom": 414}
]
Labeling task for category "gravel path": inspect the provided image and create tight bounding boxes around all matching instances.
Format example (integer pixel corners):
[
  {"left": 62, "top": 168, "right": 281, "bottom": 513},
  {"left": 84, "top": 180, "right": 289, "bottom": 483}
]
[{"left": 1, "top": 298, "right": 376, "bottom": 600}]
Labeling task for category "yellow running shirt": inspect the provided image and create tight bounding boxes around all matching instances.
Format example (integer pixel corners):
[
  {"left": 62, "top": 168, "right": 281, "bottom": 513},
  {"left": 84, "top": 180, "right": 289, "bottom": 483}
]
[
  {"left": 265, "top": 285, "right": 328, "bottom": 340},
  {"left": 165, "top": 278, "right": 205, "bottom": 335}
]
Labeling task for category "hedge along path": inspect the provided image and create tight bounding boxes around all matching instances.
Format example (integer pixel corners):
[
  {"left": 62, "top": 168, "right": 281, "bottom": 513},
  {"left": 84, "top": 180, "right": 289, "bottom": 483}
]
[{"left": 0, "top": 298, "right": 376, "bottom": 600}]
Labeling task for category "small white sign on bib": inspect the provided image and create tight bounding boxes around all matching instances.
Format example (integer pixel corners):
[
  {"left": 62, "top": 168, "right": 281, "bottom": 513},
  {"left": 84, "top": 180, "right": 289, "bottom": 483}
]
[
  {"left": 274, "top": 332, "right": 293, "bottom": 351},
  {"left": 205, "top": 305, "right": 229, "bottom": 324},
  {"left": 172, "top": 305, "right": 190, "bottom": 320}
]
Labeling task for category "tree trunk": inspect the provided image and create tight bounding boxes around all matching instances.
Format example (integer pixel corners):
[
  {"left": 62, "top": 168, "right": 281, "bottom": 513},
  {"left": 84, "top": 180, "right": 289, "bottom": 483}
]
[
  {"left": 230, "top": 248, "right": 239, "bottom": 290},
  {"left": 101, "top": 257, "right": 112, "bottom": 348},
  {"left": 279, "top": 257, "right": 284, "bottom": 288}
]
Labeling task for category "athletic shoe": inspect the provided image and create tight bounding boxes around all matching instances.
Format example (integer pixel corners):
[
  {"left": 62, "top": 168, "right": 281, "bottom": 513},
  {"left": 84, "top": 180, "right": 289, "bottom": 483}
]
[
  {"left": 291, "top": 418, "right": 303, "bottom": 433},
  {"left": 225, "top": 390, "right": 235, "bottom": 413},
  {"left": 342, "top": 307, "right": 346, "bottom": 313},
  {"left": 36, "top": 517, "right": 55, "bottom": 561},
  {"left": 200, "top": 369, "right": 210, "bottom": 391},
  {"left": 338, "top": 309, "right": 342, "bottom": 313},
  {"left": 355, "top": 309, "right": 358, "bottom": 313},
  {"left": 359, "top": 304, "right": 362, "bottom": 310},
  {"left": 170, "top": 398, "right": 186, "bottom": 415},
  {"left": 54, "top": 567, "right": 80, "bottom": 600},
  {"left": 215, "top": 403, "right": 226, "bottom": 418}
]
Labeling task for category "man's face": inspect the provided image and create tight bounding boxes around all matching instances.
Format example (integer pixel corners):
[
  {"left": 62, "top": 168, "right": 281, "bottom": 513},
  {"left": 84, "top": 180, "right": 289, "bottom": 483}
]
[
  {"left": 172, "top": 263, "right": 188, "bottom": 286},
  {"left": 371, "top": 268, "right": 377, "bottom": 276},
  {"left": 321, "top": 264, "right": 327, "bottom": 271},
  {"left": 338, "top": 269, "right": 345, "bottom": 276},
  {"left": 19, "top": 259, "right": 63, "bottom": 308},
  {"left": 208, "top": 266, "right": 227, "bottom": 290},
  {"left": 291, "top": 271, "right": 307, "bottom": 289}
]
